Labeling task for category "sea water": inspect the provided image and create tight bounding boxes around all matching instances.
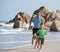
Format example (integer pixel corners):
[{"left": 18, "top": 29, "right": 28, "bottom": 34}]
[{"left": 0, "top": 22, "right": 60, "bottom": 50}]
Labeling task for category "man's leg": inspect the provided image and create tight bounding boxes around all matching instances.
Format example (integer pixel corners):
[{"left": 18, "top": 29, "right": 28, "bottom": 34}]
[
  {"left": 32, "top": 34, "right": 36, "bottom": 45},
  {"left": 32, "top": 36, "right": 34, "bottom": 45},
  {"left": 34, "top": 36, "right": 38, "bottom": 48}
]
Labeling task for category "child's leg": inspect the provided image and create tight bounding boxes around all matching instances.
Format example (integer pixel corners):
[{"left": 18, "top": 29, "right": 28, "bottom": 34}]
[
  {"left": 37, "top": 38, "right": 40, "bottom": 48},
  {"left": 39, "top": 39, "right": 44, "bottom": 50},
  {"left": 40, "top": 44, "right": 43, "bottom": 50}
]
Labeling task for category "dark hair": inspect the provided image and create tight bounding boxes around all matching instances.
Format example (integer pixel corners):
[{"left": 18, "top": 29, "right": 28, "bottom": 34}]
[
  {"left": 40, "top": 23, "right": 44, "bottom": 25},
  {"left": 33, "top": 10, "right": 40, "bottom": 15}
]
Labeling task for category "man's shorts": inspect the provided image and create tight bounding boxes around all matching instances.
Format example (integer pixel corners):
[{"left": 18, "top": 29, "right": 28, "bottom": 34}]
[{"left": 33, "top": 28, "right": 39, "bottom": 35}]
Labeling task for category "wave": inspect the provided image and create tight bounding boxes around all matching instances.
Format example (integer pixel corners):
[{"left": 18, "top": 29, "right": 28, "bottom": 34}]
[
  {"left": 0, "top": 22, "right": 32, "bottom": 35},
  {"left": 0, "top": 28, "right": 26, "bottom": 34},
  {"left": 0, "top": 22, "right": 14, "bottom": 28},
  {"left": 0, "top": 22, "right": 33, "bottom": 28}
]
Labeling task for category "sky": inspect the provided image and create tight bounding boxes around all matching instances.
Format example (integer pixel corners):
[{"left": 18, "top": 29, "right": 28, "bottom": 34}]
[{"left": 0, "top": 0, "right": 60, "bottom": 21}]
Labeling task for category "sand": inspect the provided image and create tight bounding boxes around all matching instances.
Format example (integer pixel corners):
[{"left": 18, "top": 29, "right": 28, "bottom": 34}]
[{"left": 0, "top": 40, "right": 60, "bottom": 52}]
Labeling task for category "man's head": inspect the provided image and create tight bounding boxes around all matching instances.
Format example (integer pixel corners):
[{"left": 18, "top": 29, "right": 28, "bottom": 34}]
[{"left": 36, "top": 10, "right": 42, "bottom": 17}]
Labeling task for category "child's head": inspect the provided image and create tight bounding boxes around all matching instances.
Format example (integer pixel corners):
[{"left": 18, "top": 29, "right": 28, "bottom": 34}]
[{"left": 40, "top": 23, "right": 44, "bottom": 29}]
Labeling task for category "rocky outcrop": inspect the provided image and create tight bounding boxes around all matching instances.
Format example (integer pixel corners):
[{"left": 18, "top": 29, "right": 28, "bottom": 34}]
[
  {"left": 33, "top": 6, "right": 60, "bottom": 31},
  {"left": 33, "top": 6, "right": 51, "bottom": 16},
  {"left": 50, "top": 20, "right": 60, "bottom": 32},
  {"left": 13, "top": 21, "right": 26, "bottom": 28},
  {"left": 8, "top": 6, "right": 60, "bottom": 31},
  {"left": 44, "top": 12, "right": 60, "bottom": 31},
  {"left": 9, "top": 12, "right": 31, "bottom": 23},
  {"left": 9, "top": 12, "right": 31, "bottom": 28},
  {"left": 50, "top": 21, "right": 58, "bottom": 32}
]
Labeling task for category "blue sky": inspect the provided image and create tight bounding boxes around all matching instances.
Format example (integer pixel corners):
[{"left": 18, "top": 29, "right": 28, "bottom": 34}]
[{"left": 0, "top": 0, "right": 60, "bottom": 21}]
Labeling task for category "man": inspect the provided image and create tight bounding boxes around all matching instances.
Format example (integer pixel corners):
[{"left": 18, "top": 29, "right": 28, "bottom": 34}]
[{"left": 29, "top": 10, "right": 45, "bottom": 47}]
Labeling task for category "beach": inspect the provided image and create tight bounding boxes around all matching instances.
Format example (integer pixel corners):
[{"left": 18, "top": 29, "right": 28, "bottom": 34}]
[
  {"left": 0, "top": 0, "right": 60, "bottom": 52},
  {"left": 0, "top": 40, "right": 60, "bottom": 52},
  {"left": 0, "top": 23, "right": 60, "bottom": 52}
]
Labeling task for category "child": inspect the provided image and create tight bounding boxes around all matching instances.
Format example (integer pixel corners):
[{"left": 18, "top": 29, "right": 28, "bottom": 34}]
[{"left": 37, "top": 23, "right": 47, "bottom": 50}]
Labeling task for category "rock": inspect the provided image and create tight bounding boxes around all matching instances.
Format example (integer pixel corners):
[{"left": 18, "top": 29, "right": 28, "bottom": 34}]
[
  {"left": 44, "top": 21, "right": 53, "bottom": 27},
  {"left": 13, "top": 20, "right": 26, "bottom": 28},
  {"left": 9, "top": 12, "right": 31, "bottom": 23},
  {"left": 56, "top": 10, "right": 60, "bottom": 14},
  {"left": 9, "top": 12, "right": 31, "bottom": 28},
  {"left": 50, "top": 21, "right": 58, "bottom": 31},
  {"left": 18, "top": 12, "right": 31, "bottom": 23},
  {"left": 50, "top": 20, "right": 60, "bottom": 32},
  {"left": 44, "top": 12, "right": 60, "bottom": 32},
  {"left": 33, "top": 6, "right": 51, "bottom": 16},
  {"left": 33, "top": 6, "right": 60, "bottom": 31}
]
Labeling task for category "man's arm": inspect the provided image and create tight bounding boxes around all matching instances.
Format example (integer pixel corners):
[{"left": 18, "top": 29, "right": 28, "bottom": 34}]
[{"left": 29, "top": 14, "right": 34, "bottom": 29}]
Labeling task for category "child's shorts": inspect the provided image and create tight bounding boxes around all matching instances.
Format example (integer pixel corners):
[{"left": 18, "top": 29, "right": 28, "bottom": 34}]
[{"left": 39, "top": 38, "right": 44, "bottom": 44}]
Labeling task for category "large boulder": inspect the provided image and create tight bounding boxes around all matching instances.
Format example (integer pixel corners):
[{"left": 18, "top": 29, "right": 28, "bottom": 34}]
[
  {"left": 13, "top": 21, "right": 26, "bottom": 28},
  {"left": 50, "top": 20, "right": 60, "bottom": 32},
  {"left": 33, "top": 6, "right": 51, "bottom": 16},
  {"left": 44, "top": 12, "right": 60, "bottom": 23},
  {"left": 44, "top": 21, "right": 53, "bottom": 27},
  {"left": 33, "top": 6, "right": 60, "bottom": 31},
  {"left": 50, "top": 21, "right": 58, "bottom": 31},
  {"left": 9, "top": 12, "right": 31, "bottom": 23},
  {"left": 44, "top": 12, "right": 60, "bottom": 31},
  {"left": 9, "top": 12, "right": 31, "bottom": 28},
  {"left": 18, "top": 12, "right": 31, "bottom": 23}
]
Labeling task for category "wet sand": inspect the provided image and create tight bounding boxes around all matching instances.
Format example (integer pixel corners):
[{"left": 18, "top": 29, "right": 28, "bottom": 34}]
[{"left": 0, "top": 40, "right": 60, "bottom": 52}]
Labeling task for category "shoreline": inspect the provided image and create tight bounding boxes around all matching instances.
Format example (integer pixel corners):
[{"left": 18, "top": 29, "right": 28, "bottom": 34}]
[
  {"left": 0, "top": 40, "right": 60, "bottom": 52},
  {"left": 0, "top": 39, "right": 60, "bottom": 50}
]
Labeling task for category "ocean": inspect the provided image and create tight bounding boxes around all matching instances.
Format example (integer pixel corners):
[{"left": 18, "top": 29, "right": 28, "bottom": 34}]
[{"left": 0, "top": 22, "right": 60, "bottom": 50}]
